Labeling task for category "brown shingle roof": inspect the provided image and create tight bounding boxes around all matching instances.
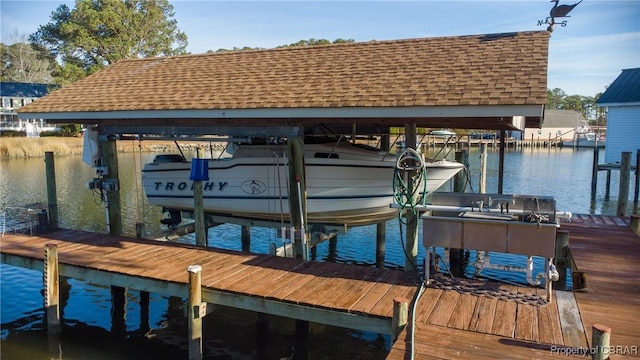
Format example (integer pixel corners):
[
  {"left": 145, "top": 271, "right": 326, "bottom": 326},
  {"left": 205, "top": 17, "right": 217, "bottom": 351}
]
[{"left": 20, "top": 31, "right": 549, "bottom": 115}]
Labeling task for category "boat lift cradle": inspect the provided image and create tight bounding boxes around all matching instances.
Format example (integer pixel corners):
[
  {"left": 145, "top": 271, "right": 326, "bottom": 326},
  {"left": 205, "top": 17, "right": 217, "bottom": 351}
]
[{"left": 420, "top": 192, "right": 566, "bottom": 302}]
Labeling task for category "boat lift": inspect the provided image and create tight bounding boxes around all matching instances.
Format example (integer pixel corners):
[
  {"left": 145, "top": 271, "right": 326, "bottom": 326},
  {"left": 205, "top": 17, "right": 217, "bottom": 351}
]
[{"left": 419, "top": 192, "right": 568, "bottom": 302}]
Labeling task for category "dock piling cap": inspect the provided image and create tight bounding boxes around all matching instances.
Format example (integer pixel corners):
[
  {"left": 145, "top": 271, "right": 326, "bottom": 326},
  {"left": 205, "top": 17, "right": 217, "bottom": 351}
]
[{"left": 187, "top": 265, "right": 202, "bottom": 273}]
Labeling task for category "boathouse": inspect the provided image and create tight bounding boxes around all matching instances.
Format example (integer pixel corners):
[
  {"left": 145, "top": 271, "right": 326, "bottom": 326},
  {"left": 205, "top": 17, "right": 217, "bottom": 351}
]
[
  {"left": 597, "top": 67, "right": 640, "bottom": 164},
  {"left": 13, "top": 31, "right": 559, "bottom": 358},
  {"left": 17, "top": 29, "right": 552, "bottom": 268},
  {"left": 518, "top": 109, "right": 586, "bottom": 143}
]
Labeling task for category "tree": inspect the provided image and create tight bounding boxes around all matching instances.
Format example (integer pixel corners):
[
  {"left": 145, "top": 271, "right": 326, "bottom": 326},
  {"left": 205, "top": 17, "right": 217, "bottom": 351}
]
[
  {"left": 0, "top": 31, "right": 52, "bottom": 83},
  {"left": 212, "top": 38, "right": 356, "bottom": 52},
  {"left": 546, "top": 88, "right": 566, "bottom": 110},
  {"left": 30, "top": 0, "right": 188, "bottom": 85},
  {"left": 546, "top": 88, "right": 607, "bottom": 126},
  {"left": 276, "top": 38, "right": 355, "bottom": 48}
]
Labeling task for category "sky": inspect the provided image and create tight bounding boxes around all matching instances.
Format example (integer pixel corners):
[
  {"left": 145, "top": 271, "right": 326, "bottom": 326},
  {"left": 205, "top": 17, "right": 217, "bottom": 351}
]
[{"left": 1, "top": 0, "right": 639, "bottom": 97}]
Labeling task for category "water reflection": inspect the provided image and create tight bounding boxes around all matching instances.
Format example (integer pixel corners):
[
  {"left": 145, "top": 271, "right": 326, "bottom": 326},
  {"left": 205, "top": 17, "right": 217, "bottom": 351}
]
[{"left": 1, "top": 146, "right": 637, "bottom": 359}]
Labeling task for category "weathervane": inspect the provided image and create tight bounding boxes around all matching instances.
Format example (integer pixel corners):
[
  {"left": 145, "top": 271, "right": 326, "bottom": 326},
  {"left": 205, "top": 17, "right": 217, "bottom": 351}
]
[{"left": 537, "top": 0, "right": 583, "bottom": 32}]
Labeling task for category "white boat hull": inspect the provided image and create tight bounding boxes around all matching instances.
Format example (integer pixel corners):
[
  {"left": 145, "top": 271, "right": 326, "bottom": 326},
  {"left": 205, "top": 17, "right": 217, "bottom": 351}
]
[
  {"left": 142, "top": 144, "right": 464, "bottom": 226},
  {"left": 561, "top": 140, "right": 604, "bottom": 148}
]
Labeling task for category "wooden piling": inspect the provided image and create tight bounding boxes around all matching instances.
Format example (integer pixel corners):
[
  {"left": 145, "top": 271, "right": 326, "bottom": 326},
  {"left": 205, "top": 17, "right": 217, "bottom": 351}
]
[
  {"left": 295, "top": 319, "right": 310, "bottom": 360},
  {"left": 554, "top": 230, "right": 570, "bottom": 289},
  {"left": 44, "top": 244, "right": 61, "bottom": 334},
  {"left": 241, "top": 225, "right": 251, "bottom": 252},
  {"left": 376, "top": 222, "right": 386, "bottom": 269},
  {"left": 591, "top": 147, "right": 599, "bottom": 202},
  {"left": 617, "top": 152, "right": 631, "bottom": 216},
  {"left": 100, "top": 139, "right": 122, "bottom": 235},
  {"left": 188, "top": 265, "right": 204, "bottom": 360},
  {"left": 192, "top": 150, "right": 208, "bottom": 247},
  {"left": 498, "top": 130, "right": 505, "bottom": 194},
  {"left": 631, "top": 214, "right": 640, "bottom": 237},
  {"left": 404, "top": 123, "right": 418, "bottom": 272},
  {"left": 135, "top": 222, "right": 145, "bottom": 238},
  {"left": 591, "top": 324, "right": 611, "bottom": 360},
  {"left": 479, "top": 143, "right": 487, "bottom": 194},
  {"left": 140, "top": 290, "right": 150, "bottom": 334},
  {"left": 110, "top": 286, "right": 127, "bottom": 337},
  {"left": 454, "top": 150, "right": 468, "bottom": 192},
  {"left": 391, "top": 297, "right": 409, "bottom": 341},
  {"left": 634, "top": 149, "right": 640, "bottom": 212},
  {"left": 287, "top": 136, "right": 307, "bottom": 259},
  {"left": 605, "top": 169, "right": 611, "bottom": 201},
  {"left": 449, "top": 150, "right": 469, "bottom": 275},
  {"left": 256, "top": 313, "right": 269, "bottom": 359},
  {"left": 44, "top": 152, "right": 59, "bottom": 228}
]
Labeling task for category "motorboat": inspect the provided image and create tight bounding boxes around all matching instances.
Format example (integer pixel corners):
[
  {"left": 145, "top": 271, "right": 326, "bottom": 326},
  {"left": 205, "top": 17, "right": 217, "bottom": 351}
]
[
  {"left": 561, "top": 131, "right": 605, "bottom": 148},
  {"left": 141, "top": 139, "right": 465, "bottom": 227},
  {"left": 561, "top": 122, "right": 605, "bottom": 148}
]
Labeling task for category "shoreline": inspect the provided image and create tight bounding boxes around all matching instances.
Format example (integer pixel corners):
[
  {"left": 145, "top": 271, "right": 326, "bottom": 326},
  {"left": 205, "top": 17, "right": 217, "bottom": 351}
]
[{"left": 0, "top": 137, "right": 223, "bottom": 158}]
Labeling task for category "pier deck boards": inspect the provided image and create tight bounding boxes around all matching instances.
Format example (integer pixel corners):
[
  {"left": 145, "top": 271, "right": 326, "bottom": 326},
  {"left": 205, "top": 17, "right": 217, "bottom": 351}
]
[
  {"left": 2, "top": 214, "right": 638, "bottom": 359},
  {"left": 561, "top": 217, "right": 640, "bottom": 359},
  {"left": 387, "top": 214, "right": 639, "bottom": 359},
  {"left": 0, "top": 229, "right": 416, "bottom": 335}
]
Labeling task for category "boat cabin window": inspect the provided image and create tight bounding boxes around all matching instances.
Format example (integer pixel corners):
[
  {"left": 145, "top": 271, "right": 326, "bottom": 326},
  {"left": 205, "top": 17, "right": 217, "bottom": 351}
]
[{"left": 314, "top": 152, "right": 339, "bottom": 159}]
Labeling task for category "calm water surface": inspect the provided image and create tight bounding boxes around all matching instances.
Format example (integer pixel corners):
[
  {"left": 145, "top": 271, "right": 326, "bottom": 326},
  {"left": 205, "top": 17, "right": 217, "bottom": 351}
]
[{"left": 1, "top": 146, "right": 637, "bottom": 359}]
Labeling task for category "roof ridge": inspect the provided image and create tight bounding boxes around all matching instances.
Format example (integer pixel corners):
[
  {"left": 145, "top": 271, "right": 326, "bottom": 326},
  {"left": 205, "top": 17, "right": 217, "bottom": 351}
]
[{"left": 115, "top": 30, "right": 548, "bottom": 64}]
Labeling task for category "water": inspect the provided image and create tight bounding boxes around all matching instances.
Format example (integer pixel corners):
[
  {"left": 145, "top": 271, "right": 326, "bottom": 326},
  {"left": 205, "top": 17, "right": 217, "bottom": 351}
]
[{"left": 1, "top": 146, "right": 637, "bottom": 359}]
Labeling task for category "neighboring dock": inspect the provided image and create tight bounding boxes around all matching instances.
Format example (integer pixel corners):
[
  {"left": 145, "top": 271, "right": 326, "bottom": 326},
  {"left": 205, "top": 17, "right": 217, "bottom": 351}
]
[{"left": 1, "top": 214, "right": 638, "bottom": 359}]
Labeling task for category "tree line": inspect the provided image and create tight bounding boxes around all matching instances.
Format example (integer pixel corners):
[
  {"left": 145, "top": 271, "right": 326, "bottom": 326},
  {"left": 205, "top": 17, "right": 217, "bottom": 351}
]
[{"left": 1, "top": 0, "right": 606, "bottom": 126}]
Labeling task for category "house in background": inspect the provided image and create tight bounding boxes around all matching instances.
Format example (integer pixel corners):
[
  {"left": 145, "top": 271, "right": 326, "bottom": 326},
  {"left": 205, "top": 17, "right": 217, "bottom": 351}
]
[
  {"left": 514, "top": 109, "right": 586, "bottom": 143},
  {"left": 596, "top": 68, "right": 640, "bottom": 164},
  {"left": 1, "top": 82, "right": 57, "bottom": 137}
]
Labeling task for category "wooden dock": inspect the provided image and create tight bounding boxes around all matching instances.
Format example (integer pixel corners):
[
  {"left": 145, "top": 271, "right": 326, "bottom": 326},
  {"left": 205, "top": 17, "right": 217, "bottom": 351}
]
[
  {"left": 387, "top": 214, "right": 640, "bottom": 359},
  {"left": 1, "top": 214, "right": 638, "bottom": 359},
  {"left": 0, "top": 228, "right": 416, "bottom": 336}
]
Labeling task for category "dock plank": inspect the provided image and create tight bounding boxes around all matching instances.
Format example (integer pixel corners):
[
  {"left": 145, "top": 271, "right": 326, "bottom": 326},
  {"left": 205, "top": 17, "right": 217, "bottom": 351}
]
[
  {"left": 468, "top": 295, "right": 498, "bottom": 334},
  {"left": 491, "top": 301, "right": 516, "bottom": 337},
  {"left": 427, "top": 290, "right": 459, "bottom": 326},
  {"left": 414, "top": 287, "right": 443, "bottom": 324},
  {"left": 515, "top": 303, "right": 538, "bottom": 342},
  {"left": 556, "top": 290, "right": 588, "bottom": 348},
  {"left": 447, "top": 293, "right": 478, "bottom": 330},
  {"left": 350, "top": 270, "right": 399, "bottom": 314},
  {"left": 368, "top": 282, "right": 416, "bottom": 318}
]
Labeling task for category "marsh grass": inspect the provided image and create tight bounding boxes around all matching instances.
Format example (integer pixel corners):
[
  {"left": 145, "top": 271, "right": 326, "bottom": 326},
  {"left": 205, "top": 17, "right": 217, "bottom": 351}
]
[
  {"left": 0, "top": 137, "right": 84, "bottom": 158},
  {"left": 0, "top": 137, "right": 187, "bottom": 158},
  {"left": 0, "top": 137, "right": 223, "bottom": 159}
]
